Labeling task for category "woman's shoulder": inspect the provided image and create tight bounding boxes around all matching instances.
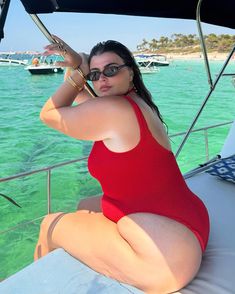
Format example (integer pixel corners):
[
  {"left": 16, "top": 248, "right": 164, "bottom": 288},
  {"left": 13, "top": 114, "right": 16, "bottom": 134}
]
[
  {"left": 96, "top": 95, "right": 126, "bottom": 104},
  {"left": 86, "top": 95, "right": 131, "bottom": 112}
]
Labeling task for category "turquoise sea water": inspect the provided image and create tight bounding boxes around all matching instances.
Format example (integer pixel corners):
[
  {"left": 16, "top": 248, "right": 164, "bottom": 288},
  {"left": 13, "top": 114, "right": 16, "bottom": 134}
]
[{"left": 0, "top": 60, "right": 234, "bottom": 279}]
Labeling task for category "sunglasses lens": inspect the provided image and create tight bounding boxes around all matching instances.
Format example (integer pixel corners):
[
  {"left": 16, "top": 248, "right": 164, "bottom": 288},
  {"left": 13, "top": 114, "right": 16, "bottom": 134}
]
[
  {"left": 103, "top": 66, "right": 119, "bottom": 77},
  {"left": 87, "top": 65, "right": 126, "bottom": 81},
  {"left": 87, "top": 71, "right": 101, "bottom": 81}
]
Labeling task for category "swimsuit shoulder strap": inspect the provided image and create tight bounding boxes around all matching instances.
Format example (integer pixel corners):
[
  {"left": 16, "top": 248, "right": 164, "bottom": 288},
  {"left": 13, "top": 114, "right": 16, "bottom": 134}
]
[{"left": 124, "top": 95, "right": 150, "bottom": 139}]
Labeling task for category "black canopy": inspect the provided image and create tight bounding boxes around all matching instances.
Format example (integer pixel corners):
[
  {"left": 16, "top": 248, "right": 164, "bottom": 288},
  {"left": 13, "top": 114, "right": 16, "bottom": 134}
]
[{"left": 19, "top": 0, "right": 235, "bottom": 29}]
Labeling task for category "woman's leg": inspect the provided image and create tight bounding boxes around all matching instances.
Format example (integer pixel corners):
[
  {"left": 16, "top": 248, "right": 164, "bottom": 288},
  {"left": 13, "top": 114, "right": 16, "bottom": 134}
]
[
  {"left": 34, "top": 211, "right": 202, "bottom": 293},
  {"left": 117, "top": 213, "right": 202, "bottom": 293},
  {"left": 34, "top": 211, "right": 146, "bottom": 289},
  {"left": 34, "top": 212, "right": 66, "bottom": 260},
  {"left": 77, "top": 195, "right": 102, "bottom": 212}
]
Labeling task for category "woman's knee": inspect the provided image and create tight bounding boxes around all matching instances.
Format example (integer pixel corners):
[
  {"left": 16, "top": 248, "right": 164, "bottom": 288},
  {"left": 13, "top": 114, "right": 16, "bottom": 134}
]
[{"left": 39, "top": 212, "right": 64, "bottom": 235}]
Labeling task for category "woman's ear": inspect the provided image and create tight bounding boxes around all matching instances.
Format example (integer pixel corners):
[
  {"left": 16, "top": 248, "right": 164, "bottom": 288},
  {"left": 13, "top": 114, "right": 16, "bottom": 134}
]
[{"left": 129, "top": 69, "right": 134, "bottom": 81}]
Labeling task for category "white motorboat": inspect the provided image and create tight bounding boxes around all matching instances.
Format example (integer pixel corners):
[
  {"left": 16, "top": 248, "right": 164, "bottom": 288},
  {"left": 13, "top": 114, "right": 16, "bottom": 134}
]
[
  {"left": 134, "top": 53, "right": 169, "bottom": 74},
  {"left": 0, "top": 1, "right": 234, "bottom": 293},
  {"left": 134, "top": 54, "right": 160, "bottom": 73},
  {"left": 25, "top": 55, "right": 64, "bottom": 75},
  {"left": 25, "top": 64, "right": 64, "bottom": 75},
  {"left": 135, "top": 53, "right": 169, "bottom": 66},
  {"left": 0, "top": 52, "right": 28, "bottom": 66}
]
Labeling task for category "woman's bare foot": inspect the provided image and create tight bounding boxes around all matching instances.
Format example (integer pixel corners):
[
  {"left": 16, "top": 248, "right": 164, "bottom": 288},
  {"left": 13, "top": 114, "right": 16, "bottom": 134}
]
[{"left": 34, "top": 212, "right": 65, "bottom": 261}]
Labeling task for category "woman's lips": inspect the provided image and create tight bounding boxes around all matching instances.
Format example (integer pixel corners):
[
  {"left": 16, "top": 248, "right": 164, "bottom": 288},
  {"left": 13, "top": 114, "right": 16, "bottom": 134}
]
[{"left": 99, "top": 85, "right": 111, "bottom": 92}]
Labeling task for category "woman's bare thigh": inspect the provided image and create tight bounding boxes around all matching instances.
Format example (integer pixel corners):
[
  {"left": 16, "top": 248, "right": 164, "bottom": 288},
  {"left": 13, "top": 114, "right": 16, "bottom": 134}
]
[
  {"left": 117, "top": 213, "right": 202, "bottom": 292},
  {"left": 50, "top": 211, "right": 202, "bottom": 293},
  {"left": 51, "top": 211, "right": 146, "bottom": 288}
]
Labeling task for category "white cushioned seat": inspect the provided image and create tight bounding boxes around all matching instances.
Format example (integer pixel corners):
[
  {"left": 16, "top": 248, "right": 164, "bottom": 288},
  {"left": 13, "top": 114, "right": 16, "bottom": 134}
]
[
  {"left": 176, "top": 172, "right": 235, "bottom": 294},
  {"left": 0, "top": 248, "right": 143, "bottom": 294}
]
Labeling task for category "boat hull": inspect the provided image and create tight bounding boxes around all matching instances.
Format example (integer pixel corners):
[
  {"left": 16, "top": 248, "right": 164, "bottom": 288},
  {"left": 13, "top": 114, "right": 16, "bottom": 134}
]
[
  {"left": 26, "top": 66, "right": 64, "bottom": 75},
  {"left": 154, "top": 61, "right": 169, "bottom": 66}
]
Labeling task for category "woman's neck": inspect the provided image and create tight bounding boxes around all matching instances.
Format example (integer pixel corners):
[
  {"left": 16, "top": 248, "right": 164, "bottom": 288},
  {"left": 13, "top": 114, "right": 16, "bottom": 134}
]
[{"left": 125, "top": 86, "right": 135, "bottom": 95}]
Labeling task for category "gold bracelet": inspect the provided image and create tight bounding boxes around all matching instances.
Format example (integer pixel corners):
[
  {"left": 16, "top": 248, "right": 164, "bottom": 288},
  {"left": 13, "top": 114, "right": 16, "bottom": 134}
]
[
  {"left": 66, "top": 76, "right": 84, "bottom": 92},
  {"left": 75, "top": 68, "right": 87, "bottom": 82}
]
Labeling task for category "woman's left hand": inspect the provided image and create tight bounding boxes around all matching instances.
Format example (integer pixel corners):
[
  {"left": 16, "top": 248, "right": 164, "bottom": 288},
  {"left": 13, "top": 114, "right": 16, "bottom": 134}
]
[{"left": 43, "top": 35, "right": 83, "bottom": 70}]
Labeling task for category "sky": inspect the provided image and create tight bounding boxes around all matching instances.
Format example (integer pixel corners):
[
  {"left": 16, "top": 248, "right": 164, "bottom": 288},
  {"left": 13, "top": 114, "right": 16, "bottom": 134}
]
[{"left": 1, "top": 0, "right": 234, "bottom": 53}]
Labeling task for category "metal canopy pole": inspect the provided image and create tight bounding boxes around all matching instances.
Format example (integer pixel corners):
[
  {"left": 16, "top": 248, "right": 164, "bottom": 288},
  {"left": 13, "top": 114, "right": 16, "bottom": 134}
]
[
  {"left": 28, "top": 13, "right": 97, "bottom": 98},
  {"left": 196, "top": 0, "right": 213, "bottom": 89},
  {"left": 0, "top": 0, "right": 11, "bottom": 43},
  {"left": 29, "top": 14, "right": 57, "bottom": 44},
  {"left": 175, "top": 0, "right": 235, "bottom": 158},
  {"left": 175, "top": 45, "right": 235, "bottom": 158}
]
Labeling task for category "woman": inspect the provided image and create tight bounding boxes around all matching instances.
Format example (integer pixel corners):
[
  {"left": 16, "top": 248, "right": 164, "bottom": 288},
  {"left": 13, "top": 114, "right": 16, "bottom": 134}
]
[{"left": 36, "top": 35, "right": 210, "bottom": 294}]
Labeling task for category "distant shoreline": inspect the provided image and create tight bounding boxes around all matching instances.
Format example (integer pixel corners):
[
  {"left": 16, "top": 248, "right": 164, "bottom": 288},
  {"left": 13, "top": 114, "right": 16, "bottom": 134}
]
[
  {"left": 165, "top": 52, "right": 231, "bottom": 61},
  {"left": 133, "top": 50, "right": 233, "bottom": 61},
  {"left": 1, "top": 50, "right": 233, "bottom": 62}
]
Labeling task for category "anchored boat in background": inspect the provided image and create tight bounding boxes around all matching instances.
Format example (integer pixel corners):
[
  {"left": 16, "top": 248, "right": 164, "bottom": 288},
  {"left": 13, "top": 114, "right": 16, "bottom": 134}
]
[
  {"left": 134, "top": 53, "right": 169, "bottom": 74},
  {"left": 25, "top": 55, "right": 64, "bottom": 75},
  {"left": 0, "top": 52, "right": 28, "bottom": 66}
]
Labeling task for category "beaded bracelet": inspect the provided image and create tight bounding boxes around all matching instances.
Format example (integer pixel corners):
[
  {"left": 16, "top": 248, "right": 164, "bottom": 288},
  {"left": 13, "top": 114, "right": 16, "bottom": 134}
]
[{"left": 66, "top": 76, "right": 84, "bottom": 92}]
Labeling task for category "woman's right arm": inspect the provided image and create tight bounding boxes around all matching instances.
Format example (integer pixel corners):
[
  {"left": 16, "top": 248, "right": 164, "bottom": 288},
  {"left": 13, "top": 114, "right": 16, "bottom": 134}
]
[
  {"left": 64, "top": 64, "right": 93, "bottom": 105},
  {"left": 44, "top": 35, "right": 94, "bottom": 104},
  {"left": 40, "top": 36, "right": 121, "bottom": 142}
]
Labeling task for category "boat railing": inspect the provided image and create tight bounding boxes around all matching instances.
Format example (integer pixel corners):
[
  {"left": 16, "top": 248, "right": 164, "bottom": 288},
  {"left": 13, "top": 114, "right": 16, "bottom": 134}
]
[
  {"left": 170, "top": 120, "right": 232, "bottom": 161},
  {"left": 0, "top": 120, "right": 232, "bottom": 235}
]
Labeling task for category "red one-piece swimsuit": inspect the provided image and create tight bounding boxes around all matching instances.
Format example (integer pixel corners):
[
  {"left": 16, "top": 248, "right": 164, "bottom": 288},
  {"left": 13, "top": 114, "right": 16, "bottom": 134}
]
[{"left": 88, "top": 95, "right": 210, "bottom": 252}]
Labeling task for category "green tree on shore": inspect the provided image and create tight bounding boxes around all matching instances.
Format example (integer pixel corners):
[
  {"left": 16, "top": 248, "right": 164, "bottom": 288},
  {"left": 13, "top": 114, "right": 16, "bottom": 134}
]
[{"left": 136, "top": 34, "right": 234, "bottom": 53}]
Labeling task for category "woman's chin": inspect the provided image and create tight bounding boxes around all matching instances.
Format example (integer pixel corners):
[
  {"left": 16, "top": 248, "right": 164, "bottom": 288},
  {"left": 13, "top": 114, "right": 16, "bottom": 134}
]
[{"left": 96, "top": 89, "right": 126, "bottom": 97}]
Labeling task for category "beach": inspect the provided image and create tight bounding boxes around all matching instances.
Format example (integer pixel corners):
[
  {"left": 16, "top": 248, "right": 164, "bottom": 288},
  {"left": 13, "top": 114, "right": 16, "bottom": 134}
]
[{"left": 165, "top": 52, "right": 231, "bottom": 61}]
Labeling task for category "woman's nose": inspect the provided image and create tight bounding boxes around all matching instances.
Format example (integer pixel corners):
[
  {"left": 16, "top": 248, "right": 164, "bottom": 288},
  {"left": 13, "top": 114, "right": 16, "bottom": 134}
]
[{"left": 99, "top": 73, "right": 107, "bottom": 80}]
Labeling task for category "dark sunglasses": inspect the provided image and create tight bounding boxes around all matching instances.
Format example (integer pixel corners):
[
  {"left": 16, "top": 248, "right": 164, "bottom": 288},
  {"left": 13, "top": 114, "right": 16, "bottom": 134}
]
[{"left": 86, "top": 64, "right": 127, "bottom": 81}]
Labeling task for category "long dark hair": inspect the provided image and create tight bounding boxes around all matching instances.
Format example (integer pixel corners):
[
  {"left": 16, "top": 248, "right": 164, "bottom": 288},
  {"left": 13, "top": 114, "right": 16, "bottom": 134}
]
[{"left": 88, "top": 40, "right": 165, "bottom": 125}]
